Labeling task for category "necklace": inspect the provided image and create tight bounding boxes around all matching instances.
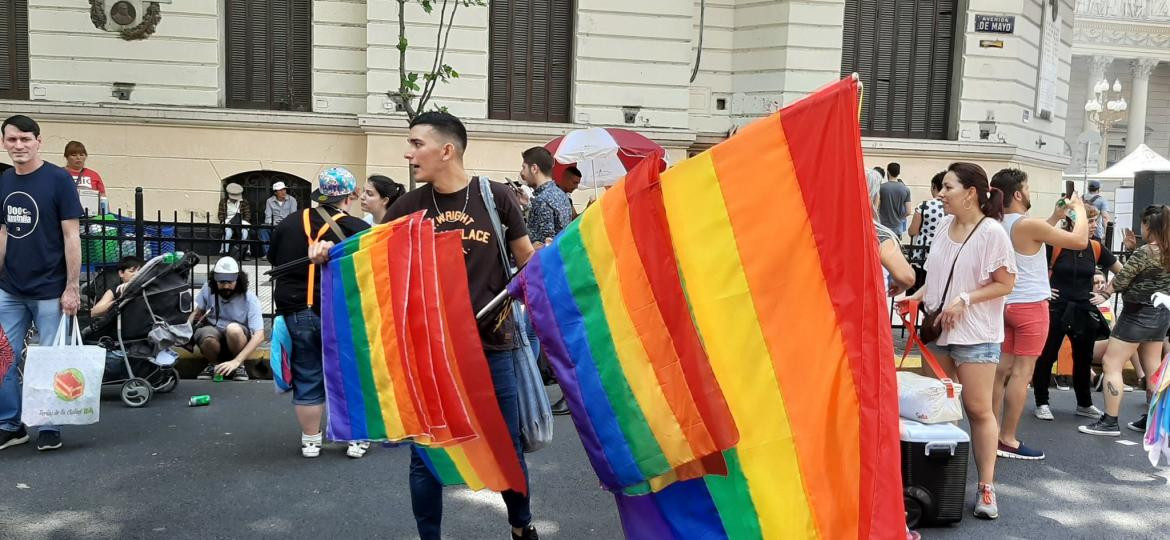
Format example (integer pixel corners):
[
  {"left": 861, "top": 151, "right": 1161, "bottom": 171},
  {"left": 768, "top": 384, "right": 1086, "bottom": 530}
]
[{"left": 430, "top": 181, "right": 471, "bottom": 221}]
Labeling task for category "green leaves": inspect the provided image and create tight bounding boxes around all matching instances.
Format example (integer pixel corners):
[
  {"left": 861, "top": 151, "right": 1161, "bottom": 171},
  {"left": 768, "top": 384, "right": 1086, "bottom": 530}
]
[{"left": 396, "top": 0, "right": 487, "bottom": 120}]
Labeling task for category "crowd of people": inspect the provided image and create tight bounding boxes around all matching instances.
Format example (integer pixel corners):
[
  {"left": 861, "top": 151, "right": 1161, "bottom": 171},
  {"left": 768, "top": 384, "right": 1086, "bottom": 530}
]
[
  {"left": 6, "top": 107, "right": 1168, "bottom": 537},
  {"left": 874, "top": 159, "right": 1170, "bottom": 524},
  {"left": 0, "top": 112, "right": 598, "bottom": 539}
]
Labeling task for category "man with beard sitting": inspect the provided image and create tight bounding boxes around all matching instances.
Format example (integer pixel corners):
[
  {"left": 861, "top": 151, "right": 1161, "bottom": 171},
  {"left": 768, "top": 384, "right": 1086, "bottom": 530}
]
[{"left": 189, "top": 256, "right": 265, "bottom": 381}]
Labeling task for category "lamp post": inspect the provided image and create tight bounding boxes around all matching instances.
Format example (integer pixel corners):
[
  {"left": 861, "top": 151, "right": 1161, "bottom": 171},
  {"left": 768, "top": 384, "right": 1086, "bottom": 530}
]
[{"left": 1084, "top": 78, "right": 1128, "bottom": 171}]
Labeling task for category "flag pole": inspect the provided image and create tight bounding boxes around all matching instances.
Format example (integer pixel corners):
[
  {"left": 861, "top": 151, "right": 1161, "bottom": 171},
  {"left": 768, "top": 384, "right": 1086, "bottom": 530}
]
[{"left": 852, "top": 72, "right": 864, "bottom": 121}]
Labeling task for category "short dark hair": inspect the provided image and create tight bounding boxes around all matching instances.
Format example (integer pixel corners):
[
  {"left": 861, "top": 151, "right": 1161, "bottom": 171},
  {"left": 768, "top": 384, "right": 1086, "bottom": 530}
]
[
  {"left": 2, "top": 115, "right": 40, "bottom": 138},
  {"left": 565, "top": 166, "right": 582, "bottom": 178},
  {"left": 117, "top": 256, "right": 144, "bottom": 273},
  {"left": 64, "top": 141, "right": 87, "bottom": 157},
  {"left": 887, "top": 162, "right": 901, "bottom": 178},
  {"left": 409, "top": 111, "right": 468, "bottom": 152},
  {"left": 930, "top": 171, "right": 945, "bottom": 192},
  {"left": 873, "top": 166, "right": 886, "bottom": 179},
  {"left": 522, "top": 147, "right": 555, "bottom": 175},
  {"left": 990, "top": 168, "right": 1028, "bottom": 207}
]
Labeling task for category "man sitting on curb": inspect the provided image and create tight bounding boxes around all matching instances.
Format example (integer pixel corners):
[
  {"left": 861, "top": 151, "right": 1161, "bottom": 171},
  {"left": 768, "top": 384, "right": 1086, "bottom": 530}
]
[{"left": 189, "top": 257, "right": 264, "bottom": 381}]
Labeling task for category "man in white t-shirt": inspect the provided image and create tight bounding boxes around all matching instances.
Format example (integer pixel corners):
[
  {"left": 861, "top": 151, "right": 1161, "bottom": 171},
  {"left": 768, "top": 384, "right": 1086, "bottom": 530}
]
[{"left": 989, "top": 169, "right": 1088, "bottom": 461}]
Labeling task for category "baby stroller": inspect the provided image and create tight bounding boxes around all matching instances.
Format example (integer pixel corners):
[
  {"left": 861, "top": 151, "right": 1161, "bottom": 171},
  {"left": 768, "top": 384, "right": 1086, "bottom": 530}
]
[{"left": 83, "top": 252, "right": 199, "bottom": 407}]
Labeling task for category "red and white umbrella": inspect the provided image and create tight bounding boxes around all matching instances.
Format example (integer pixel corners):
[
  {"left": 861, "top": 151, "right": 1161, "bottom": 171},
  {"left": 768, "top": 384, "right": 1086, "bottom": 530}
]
[{"left": 544, "top": 127, "right": 667, "bottom": 188}]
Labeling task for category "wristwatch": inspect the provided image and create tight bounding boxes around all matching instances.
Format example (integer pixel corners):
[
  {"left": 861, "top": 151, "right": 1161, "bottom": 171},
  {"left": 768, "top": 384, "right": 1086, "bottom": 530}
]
[{"left": 959, "top": 292, "right": 972, "bottom": 307}]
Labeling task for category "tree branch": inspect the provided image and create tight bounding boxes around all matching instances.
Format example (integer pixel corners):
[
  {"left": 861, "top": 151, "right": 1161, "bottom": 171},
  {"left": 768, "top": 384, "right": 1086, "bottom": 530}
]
[
  {"left": 418, "top": 0, "right": 449, "bottom": 112},
  {"left": 420, "top": 0, "right": 460, "bottom": 109},
  {"left": 396, "top": 0, "right": 417, "bottom": 119}
]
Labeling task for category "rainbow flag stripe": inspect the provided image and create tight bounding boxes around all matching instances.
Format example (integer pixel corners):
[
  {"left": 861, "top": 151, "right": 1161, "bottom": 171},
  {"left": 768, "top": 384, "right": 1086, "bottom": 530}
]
[
  {"left": 320, "top": 214, "right": 526, "bottom": 494},
  {"left": 511, "top": 78, "right": 903, "bottom": 539}
]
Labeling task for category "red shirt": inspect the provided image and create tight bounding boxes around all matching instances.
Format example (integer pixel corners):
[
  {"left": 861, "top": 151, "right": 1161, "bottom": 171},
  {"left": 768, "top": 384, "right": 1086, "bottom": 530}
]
[{"left": 66, "top": 167, "right": 106, "bottom": 195}]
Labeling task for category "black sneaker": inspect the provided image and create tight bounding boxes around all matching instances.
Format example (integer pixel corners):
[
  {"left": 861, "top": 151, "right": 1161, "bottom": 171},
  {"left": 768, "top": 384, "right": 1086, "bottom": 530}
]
[
  {"left": 196, "top": 365, "right": 215, "bottom": 380},
  {"left": 232, "top": 366, "right": 250, "bottom": 381},
  {"left": 0, "top": 425, "right": 29, "bottom": 450},
  {"left": 512, "top": 525, "right": 538, "bottom": 540},
  {"left": 1079, "top": 416, "right": 1121, "bottom": 436},
  {"left": 1128, "top": 414, "right": 1148, "bottom": 433},
  {"left": 551, "top": 397, "right": 570, "bottom": 416},
  {"left": 36, "top": 430, "right": 62, "bottom": 451}
]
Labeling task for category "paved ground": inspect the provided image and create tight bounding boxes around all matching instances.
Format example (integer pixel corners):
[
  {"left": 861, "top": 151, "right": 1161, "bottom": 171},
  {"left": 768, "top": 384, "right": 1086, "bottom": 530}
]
[{"left": 2, "top": 380, "right": 1168, "bottom": 539}]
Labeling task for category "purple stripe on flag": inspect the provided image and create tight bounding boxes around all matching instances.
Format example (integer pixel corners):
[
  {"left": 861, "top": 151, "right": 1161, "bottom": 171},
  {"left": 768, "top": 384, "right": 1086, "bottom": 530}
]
[{"left": 321, "top": 261, "right": 352, "bottom": 441}]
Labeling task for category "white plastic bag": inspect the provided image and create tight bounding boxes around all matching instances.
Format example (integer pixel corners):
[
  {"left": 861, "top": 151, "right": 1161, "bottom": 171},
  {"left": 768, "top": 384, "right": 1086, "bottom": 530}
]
[
  {"left": 20, "top": 317, "right": 106, "bottom": 426},
  {"left": 897, "top": 371, "right": 964, "bottom": 424}
]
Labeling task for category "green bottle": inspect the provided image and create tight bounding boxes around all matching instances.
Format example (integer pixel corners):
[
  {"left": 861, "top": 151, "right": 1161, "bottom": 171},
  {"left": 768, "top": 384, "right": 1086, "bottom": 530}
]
[
  {"left": 213, "top": 373, "right": 223, "bottom": 382},
  {"left": 188, "top": 395, "right": 211, "bottom": 407}
]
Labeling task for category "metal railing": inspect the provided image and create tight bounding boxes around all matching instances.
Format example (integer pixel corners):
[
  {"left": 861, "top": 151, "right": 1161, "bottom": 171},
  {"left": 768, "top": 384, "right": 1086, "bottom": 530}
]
[{"left": 79, "top": 187, "right": 277, "bottom": 321}]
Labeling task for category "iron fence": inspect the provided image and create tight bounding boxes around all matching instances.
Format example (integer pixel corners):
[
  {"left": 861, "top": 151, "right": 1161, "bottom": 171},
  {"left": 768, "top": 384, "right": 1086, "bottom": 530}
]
[{"left": 79, "top": 187, "right": 277, "bottom": 321}]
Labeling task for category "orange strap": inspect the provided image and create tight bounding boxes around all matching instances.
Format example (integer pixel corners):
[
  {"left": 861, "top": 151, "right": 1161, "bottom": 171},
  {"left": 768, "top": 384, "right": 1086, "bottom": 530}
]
[
  {"left": 897, "top": 300, "right": 957, "bottom": 399},
  {"left": 302, "top": 209, "right": 343, "bottom": 307}
]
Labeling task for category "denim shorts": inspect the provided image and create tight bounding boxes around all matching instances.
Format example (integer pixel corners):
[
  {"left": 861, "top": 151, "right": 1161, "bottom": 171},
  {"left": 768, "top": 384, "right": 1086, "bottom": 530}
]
[
  {"left": 284, "top": 309, "right": 325, "bottom": 406},
  {"left": 927, "top": 341, "right": 1001, "bottom": 365}
]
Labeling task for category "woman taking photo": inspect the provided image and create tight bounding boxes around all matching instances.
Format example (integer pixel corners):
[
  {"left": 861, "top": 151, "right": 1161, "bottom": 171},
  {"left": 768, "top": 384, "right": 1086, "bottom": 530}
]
[
  {"left": 900, "top": 162, "right": 1016, "bottom": 520},
  {"left": 1032, "top": 205, "right": 1120, "bottom": 421},
  {"left": 361, "top": 174, "right": 406, "bottom": 225},
  {"left": 1080, "top": 205, "right": 1170, "bottom": 436}
]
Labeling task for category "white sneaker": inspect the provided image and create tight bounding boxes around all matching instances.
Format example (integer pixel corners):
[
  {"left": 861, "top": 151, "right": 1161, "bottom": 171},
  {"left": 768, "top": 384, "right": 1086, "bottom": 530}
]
[
  {"left": 1034, "top": 405, "right": 1054, "bottom": 421},
  {"left": 301, "top": 432, "right": 322, "bottom": 458},
  {"left": 1076, "top": 405, "right": 1104, "bottom": 419},
  {"left": 346, "top": 441, "right": 371, "bottom": 459}
]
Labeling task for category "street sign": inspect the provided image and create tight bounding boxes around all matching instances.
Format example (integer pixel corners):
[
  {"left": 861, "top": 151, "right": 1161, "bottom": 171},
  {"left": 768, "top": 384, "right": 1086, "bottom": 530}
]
[{"left": 975, "top": 14, "right": 1015, "bottom": 34}]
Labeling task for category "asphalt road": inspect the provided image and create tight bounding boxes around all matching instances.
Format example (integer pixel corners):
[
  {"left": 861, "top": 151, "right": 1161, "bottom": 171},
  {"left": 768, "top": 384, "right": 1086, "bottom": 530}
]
[{"left": 2, "top": 381, "right": 1168, "bottom": 539}]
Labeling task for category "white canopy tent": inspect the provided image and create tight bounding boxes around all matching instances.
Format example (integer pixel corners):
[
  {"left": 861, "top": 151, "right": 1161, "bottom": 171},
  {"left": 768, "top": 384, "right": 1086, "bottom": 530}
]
[{"left": 1095, "top": 144, "right": 1170, "bottom": 180}]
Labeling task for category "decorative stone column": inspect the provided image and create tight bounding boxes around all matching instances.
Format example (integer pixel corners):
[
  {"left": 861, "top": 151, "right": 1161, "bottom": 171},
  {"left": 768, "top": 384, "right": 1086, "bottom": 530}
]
[{"left": 1127, "top": 58, "right": 1161, "bottom": 154}]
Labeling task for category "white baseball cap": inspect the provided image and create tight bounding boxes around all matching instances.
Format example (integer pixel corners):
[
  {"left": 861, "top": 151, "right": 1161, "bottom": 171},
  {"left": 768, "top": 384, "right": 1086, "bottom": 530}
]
[
  {"left": 213, "top": 257, "right": 240, "bottom": 282},
  {"left": 272, "top": 181, "right": 287, "bottom": 191}
]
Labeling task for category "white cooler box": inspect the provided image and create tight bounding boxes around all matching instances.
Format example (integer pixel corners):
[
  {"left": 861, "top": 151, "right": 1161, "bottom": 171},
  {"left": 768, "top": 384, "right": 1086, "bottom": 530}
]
[{"left": 900, "top": 418, "right": 969, "bottom": 528}]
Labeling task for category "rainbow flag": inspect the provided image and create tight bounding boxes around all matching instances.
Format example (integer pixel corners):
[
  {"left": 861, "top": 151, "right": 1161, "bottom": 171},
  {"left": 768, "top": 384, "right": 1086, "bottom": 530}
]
[
  {"left": 509, "top": 77, "right": 903, "bottom": 538},
  {"left": 320, "top": 213, "right": 526, "bottom": 493}
]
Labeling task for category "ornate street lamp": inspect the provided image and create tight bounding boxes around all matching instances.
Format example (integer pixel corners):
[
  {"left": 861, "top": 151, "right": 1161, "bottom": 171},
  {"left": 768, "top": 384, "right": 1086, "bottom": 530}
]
[{"left": 1085, "top": 78, "right": 1127, "bottom": 170}]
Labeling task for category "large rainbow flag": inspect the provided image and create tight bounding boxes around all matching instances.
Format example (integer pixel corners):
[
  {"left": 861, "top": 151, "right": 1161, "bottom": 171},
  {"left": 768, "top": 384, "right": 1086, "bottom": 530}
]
[
  {"left": 508, "top": 77, "right": 903, "bottom": 538},
  {"left": 321, "top": 213, "right": 527, "bottom": 494}
]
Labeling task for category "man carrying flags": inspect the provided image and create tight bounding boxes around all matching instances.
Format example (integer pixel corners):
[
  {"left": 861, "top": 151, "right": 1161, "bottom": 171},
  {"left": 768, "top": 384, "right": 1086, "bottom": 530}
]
[{"left": 310, "top": 112, "right": 538, "bottom": 540}]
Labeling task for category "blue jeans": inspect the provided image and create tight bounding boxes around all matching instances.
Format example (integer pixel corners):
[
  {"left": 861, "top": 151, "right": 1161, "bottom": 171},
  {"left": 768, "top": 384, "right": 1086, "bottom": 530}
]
[
  {"left": 410, "top": 348, "right": 531, "bottom": 539},
  {"left": 285, "top": 309, "right": 325, "bottom": 406},
  {"left": 0, "top": 288, "right": 64, "bottom": 433}
]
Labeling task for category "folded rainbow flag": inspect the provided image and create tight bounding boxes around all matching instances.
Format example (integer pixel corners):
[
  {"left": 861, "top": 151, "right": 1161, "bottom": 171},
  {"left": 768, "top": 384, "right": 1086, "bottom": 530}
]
[
  {"left": 321, "top": 213, "right": 526, "bottom": 493},
  {"left": 510, "top": 77, "right": 903, "bottom": 538}
]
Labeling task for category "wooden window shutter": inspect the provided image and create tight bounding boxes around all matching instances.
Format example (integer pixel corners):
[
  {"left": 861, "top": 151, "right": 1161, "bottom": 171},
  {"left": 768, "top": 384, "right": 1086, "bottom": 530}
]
[
  {"left": 840, "top": 0, "right": 955, "bottom": 140},
  {"left": 226, "top": 0, "right": 311, "bottom": 111},
  {"left": 489, "top": 0, "right": 572, "bottom": 122},
  {"left": 0, "top": 0, "right": 30, "bottom": 101}
]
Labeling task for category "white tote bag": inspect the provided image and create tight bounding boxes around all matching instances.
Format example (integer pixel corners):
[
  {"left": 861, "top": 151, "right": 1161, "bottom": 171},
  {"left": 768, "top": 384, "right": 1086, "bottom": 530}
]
[{"left": 20, "top": 317, "right": 106, "bottom": 426}]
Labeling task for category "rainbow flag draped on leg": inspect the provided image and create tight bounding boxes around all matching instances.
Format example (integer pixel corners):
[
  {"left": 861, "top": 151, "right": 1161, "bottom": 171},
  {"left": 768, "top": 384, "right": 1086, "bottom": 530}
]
[{"left": 508, "top": 77, "right": 903, "bottom": 538}]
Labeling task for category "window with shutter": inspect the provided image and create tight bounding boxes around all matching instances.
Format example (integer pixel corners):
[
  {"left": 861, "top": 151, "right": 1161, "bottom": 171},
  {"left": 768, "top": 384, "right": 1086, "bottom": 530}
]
[
  {"left": 489, "top": 0, "right": 572, "bottom": 123},
  {"left": 225, "top": 0, "right": 312, "bottom": 112},
  {"left": 0, "top": 0, "right": 30, "bottom": 101},
  {"left": 840, "top": 0, "right": 957, "bottom": 140}
]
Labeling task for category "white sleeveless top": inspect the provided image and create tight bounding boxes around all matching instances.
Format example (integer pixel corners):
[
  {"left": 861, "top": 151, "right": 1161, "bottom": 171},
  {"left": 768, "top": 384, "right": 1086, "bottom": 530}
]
[{"left": 1003, "top": 213, "right": 1051, "bottom": 304}]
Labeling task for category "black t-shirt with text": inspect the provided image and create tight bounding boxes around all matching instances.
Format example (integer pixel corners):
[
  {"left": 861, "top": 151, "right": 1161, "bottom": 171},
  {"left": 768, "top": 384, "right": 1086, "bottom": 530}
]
[
  {"left": 388, "top": 178, "right": 528, "bottom": 351},
  {"left": 268, "top": 206, "right": 370, "bottom": 315}
]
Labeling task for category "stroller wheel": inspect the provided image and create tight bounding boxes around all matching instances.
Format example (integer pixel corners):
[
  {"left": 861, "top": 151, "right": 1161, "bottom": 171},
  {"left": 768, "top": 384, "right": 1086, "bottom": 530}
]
[
  {"left": 121, "top": 378, "right": 153, "bottom": 408},
  {"left": 156, "top": 368, "right": 180, "bottom": 394}
]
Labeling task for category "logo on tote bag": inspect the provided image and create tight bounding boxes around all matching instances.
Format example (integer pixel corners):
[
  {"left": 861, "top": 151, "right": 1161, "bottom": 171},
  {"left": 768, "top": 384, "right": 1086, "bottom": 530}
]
[{"left": 53, "top": 368, "right": 86, "bottom": 401}]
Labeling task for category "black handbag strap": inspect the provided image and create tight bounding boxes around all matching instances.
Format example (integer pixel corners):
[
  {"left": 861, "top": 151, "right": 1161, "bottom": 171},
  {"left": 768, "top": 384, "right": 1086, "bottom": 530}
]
[{"left": 935, "top": 217, "right": 987, "bottom": 311}]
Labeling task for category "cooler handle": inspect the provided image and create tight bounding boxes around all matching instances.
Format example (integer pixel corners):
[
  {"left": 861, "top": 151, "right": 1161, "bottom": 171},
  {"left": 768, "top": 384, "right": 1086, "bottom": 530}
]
[{"left": 924, "top": 441, "right": 957, "bottom": 457}]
